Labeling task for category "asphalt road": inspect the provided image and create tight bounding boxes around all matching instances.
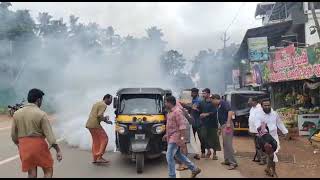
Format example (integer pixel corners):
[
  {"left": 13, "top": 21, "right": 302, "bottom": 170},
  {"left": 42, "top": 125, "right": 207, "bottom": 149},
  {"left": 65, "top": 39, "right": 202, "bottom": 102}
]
[{"left": 0, "top": 116, "right": 244, "bottom": 178}]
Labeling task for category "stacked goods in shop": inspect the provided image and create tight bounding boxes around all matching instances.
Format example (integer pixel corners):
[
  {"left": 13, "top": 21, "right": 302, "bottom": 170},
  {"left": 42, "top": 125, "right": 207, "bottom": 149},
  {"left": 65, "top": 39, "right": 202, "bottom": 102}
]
[{"left": 277, "top": 107, "right": 298, "bottom": 128}]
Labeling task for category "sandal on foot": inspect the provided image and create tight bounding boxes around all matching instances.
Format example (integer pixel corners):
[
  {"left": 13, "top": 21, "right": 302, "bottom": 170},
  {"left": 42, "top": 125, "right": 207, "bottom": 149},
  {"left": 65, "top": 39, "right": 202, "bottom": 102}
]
[
  {"left": 176, "top": 166, "right": 188, "bottom": 171},
  {"left": 221, "top": 162, "right": 230, "bottom": 165},
  {"left": 227, "top": 164, "right": 237, "bottom": 170},
  {"left": 212, "top": 155, "right": 218, "bottom": 160}
]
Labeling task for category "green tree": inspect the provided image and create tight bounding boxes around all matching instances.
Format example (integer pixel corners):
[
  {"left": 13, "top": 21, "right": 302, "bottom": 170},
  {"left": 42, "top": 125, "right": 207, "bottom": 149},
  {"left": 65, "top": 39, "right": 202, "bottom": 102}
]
[{"left": 161, "top": 50, "right": 186, "bottom": 77}]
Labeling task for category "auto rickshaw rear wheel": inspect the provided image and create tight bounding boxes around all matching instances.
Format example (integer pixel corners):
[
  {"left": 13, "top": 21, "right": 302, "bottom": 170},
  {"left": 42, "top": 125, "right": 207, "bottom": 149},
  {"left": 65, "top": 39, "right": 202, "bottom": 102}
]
[{"left": 136, "top": 153, "right": 144, "bottom": 174}]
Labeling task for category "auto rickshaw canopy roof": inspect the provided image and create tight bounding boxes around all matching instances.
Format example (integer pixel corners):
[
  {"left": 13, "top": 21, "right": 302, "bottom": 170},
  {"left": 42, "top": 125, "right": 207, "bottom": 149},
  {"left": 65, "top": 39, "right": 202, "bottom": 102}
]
[{"left": 116, "top": 88, "right": 170, "bottom": 96}]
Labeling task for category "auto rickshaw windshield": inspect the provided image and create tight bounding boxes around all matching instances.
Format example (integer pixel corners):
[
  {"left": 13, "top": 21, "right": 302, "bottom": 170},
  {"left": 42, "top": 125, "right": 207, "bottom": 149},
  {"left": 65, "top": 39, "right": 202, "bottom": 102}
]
[
  {"left": 231, "top": 93, "right": 268, "bottom": 111},
  {"left": 119, "top": 94, "right": 163, "bottom": 115}
]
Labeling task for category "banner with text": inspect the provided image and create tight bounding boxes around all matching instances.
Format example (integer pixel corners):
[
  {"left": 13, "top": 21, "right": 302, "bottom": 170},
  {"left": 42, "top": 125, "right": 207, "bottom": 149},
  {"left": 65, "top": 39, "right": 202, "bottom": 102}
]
[{"left": 263, "top": 44, "right": 320, "bottom": 83}]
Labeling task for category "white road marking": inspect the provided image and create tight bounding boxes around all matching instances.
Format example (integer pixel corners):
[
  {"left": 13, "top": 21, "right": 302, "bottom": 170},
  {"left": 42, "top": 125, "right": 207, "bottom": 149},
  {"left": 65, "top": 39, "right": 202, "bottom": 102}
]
[
  {"left": 0, "top": 126, "right": 11, "bottom": 131},
  {"left": 0, "top": 138, "right": 64, "bottom": 166},
  {"left": 0, "top": 155, "right": 19, "bottom": 166}
]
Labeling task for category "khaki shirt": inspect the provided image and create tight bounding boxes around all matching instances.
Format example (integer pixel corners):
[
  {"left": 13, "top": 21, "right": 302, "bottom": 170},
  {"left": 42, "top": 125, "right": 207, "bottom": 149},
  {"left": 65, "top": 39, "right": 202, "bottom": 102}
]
[
  {"left": 86, "top": 101, "right": 107, "bottom": 129},
  {"left": 11, "top": 103, "right": 57, "bottom": 146}
]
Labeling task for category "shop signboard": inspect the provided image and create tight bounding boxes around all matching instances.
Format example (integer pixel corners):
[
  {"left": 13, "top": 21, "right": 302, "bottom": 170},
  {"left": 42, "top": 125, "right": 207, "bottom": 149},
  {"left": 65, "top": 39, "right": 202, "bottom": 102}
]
[
  {"left": 263, "top": 44, "right": 320, "bottom": 83},
  {"left": 248, "top": 37, "right": 269, "bottom": 61}
]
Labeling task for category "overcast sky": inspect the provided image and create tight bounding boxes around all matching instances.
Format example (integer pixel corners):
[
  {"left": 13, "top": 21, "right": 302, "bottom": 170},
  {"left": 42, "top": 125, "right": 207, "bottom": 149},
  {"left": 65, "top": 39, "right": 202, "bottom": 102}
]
[{"left": 11, "top": 2, "right": 262, "bottom": 59}]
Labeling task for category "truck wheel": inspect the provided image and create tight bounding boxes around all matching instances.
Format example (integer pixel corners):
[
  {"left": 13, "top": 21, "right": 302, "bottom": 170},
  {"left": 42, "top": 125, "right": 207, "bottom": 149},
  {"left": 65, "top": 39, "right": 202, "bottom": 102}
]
[{"left": 136, "top": 153, "right": 144, "bottom": 174}]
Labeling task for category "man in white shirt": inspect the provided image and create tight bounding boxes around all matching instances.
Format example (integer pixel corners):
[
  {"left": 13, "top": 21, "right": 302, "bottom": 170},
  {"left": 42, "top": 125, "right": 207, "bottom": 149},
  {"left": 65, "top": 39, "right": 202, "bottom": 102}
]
[
  {"left": 255, "top": 98, "right": 288, "bottom": 163},
  {"left": 248, "top": 97, "right": 264, "bottom": 163}
]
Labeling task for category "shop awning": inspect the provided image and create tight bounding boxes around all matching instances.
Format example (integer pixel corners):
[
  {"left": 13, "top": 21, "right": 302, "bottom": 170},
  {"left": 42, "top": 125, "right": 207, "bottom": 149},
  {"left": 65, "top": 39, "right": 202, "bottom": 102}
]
[{"left": 235, "top": 20, "right": 294, "bottom": 60}]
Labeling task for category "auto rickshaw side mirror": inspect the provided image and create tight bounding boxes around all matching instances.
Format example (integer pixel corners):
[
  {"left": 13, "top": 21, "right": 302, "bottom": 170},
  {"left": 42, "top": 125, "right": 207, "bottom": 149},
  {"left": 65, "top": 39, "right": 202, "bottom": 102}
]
[{"left": 113, "top": 97, "right": 118, "bottom": 109}]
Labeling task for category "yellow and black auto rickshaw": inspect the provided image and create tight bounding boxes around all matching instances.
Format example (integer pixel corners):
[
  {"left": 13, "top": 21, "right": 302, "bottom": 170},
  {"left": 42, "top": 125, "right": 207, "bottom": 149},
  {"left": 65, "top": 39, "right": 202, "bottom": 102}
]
[{"left": 113, "top": 88, "right": 171, "bottom": 173}]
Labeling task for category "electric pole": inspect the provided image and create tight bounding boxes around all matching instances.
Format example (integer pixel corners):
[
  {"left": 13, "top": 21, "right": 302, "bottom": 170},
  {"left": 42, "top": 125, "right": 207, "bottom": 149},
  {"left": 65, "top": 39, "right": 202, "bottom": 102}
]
[
  {"left": 310, "top": 2, "right": 320, "bottom": 41},
  {"left": 221, "top": 31, "right": 231, "bottom": 52},
  {"left": 220, "top": 31, "right": 231, "bottom": 92}
]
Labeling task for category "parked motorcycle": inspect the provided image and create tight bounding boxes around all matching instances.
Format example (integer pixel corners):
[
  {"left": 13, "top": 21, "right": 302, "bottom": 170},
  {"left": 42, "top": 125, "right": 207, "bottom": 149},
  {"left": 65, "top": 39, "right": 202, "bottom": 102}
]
[{"left": 7, "top": 99, "right": 25, "bottom": 117}]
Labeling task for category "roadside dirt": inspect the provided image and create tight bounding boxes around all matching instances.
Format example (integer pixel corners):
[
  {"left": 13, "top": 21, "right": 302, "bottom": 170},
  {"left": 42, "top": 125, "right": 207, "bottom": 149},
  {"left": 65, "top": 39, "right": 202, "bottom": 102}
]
[{"left": 234, "top": 135, "right": 320, "bottom": 178}]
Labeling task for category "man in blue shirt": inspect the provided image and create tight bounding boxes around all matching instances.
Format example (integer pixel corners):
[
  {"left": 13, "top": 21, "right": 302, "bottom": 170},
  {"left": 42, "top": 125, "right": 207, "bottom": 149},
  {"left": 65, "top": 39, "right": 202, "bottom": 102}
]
[
  {"left": 199, "top": 88, "right": 221, "bottom": 160},
  {"left": 211, "top": 94, "right": 238, "bottom": 170},
  {"left": 190, "top": 88, "right": 203, "bottom": 160}
]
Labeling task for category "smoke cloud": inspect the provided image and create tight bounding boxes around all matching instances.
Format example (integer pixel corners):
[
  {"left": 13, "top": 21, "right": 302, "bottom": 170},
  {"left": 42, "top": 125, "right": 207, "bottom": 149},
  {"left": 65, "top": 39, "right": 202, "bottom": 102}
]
[{"left": 7, "top": 31, "right": 174, "bottom": 152}]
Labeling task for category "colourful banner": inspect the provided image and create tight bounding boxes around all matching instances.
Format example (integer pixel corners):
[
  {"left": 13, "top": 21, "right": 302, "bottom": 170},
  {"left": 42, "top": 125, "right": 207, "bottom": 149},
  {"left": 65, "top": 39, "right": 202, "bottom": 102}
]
[{"left": 262, "top": 44, "right": 320, "bottom": 83}]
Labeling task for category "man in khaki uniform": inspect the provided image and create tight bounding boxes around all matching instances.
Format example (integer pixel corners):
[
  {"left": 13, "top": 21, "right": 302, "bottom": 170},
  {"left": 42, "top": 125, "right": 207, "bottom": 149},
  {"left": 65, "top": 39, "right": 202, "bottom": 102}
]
[
  {"left": 86, "top": 94, "right": 113, "bottom": 164},
  {"left": 11, "top": 88, "right": 62, "bottom": 178}
]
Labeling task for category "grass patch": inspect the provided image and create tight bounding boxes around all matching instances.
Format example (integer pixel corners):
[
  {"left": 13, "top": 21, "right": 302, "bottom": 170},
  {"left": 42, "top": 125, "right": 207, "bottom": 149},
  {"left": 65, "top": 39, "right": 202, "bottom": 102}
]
[{"left": 0, "top": 106, "right": 8, "bottom": 115}]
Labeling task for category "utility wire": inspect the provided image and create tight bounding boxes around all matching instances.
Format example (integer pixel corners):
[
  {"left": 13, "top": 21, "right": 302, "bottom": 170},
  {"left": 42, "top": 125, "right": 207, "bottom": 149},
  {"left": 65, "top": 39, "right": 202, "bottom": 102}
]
[{"left": 225, "top": 2, "right": 246, "bottom": 33}]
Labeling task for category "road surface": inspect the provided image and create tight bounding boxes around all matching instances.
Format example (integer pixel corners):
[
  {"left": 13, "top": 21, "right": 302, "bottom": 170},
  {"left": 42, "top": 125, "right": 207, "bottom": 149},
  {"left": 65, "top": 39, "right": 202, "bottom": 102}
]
[{"left": 0, "top": 116, "right": 244, "bottom": 178}]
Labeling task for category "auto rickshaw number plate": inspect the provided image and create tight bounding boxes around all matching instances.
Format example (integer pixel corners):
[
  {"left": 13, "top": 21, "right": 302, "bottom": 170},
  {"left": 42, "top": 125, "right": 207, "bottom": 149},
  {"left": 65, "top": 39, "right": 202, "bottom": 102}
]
[
  {"left": 129, "top": 125, "right": 137, "bottom": 130},
  {"left": 135, "top": 134, "right": 145, "bottom": 140}
]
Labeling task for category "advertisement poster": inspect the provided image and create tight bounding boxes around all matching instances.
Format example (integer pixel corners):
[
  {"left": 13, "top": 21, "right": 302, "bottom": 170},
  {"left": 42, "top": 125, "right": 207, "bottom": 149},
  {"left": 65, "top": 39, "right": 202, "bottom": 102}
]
[
  {"left": 248, "top": 37, "right": 269, "bottom": 61},
  {"left": 232, "top": 69, "right": 240, "bottom": 85}
]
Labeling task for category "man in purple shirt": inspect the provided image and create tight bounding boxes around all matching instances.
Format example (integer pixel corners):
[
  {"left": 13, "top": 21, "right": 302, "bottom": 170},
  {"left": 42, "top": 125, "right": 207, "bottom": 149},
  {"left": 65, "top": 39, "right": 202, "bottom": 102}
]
[{"left": 163, "top": 96, "right": 201, "bottom": 178}]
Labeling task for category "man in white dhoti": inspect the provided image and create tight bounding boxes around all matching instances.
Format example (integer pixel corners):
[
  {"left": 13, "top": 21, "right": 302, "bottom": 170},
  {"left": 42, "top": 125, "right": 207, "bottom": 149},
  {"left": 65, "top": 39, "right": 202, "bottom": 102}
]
[
  {"left": 255, "top": 98, "right": 288, "bottom": 163},
  {"left": 248, "top": 97, "right": 264, "bottom": 164}
]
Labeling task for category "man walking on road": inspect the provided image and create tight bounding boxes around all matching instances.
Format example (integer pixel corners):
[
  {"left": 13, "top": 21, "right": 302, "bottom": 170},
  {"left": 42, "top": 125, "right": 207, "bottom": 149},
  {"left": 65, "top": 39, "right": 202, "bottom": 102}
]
[
  {"left": 211, "top": 94, "right": 238, "bottom": 170},
  {"left": 11, "top": 88, "right": 62, "bottom": 178},
  {"left": 199, "top": 88, "right": 221, "bottom": 160},
  {"left": 248, "top": 97, "right": 265, "bottom": 164},
  {"left": 180, "top": 88, "right": 203, "bottom": 160},
  {"left": 163, "top": 96, "right": 201, "bottom": 178},
  {"left": 86, "top": 94, "right": 113, "bottom": 164},
  {"left": 255, "top": 98, "right": 288, "bottom": 164}
]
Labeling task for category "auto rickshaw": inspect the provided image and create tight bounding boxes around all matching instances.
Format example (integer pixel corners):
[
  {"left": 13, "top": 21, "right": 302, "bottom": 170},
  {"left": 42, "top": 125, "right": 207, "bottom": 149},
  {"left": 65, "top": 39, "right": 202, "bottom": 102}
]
[
  {"left": 113, "top": 88, "right": 170, "bottom": 173},
  {"left": 223, "top": 90, "right": 269, "bottom": 135}
]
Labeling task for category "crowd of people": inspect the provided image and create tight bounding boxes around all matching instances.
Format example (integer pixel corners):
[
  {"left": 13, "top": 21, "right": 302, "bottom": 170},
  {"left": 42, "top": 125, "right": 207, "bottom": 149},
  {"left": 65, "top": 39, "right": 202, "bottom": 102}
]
[
  {"left": 164, "top": 88, "right": 238, "bottom": 178},
  {"left": 10, "top": 87, "right": 288, "bottom": 178}
]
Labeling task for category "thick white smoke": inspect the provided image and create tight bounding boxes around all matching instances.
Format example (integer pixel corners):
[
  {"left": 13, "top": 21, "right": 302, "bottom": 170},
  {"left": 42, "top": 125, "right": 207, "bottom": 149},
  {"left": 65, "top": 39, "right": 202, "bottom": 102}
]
[{"left": 9, "top": 35, "right": 175, "bottom": 152}]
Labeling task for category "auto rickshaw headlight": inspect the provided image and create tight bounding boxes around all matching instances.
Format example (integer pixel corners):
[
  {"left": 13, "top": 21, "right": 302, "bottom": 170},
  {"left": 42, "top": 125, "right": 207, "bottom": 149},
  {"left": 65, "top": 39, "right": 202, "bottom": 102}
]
[
  {"left": 116, "top": 125, "right": 127, "bottom": 135},
  {"left": 153, "top": 124, "right": 165, "bottom": 134}
]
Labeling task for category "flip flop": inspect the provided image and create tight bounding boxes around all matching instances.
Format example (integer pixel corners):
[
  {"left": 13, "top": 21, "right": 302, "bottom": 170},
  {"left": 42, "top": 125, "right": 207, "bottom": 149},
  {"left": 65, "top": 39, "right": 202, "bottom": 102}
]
[
  {"left": 221, "top": 162, "right": 230, "bottom": 165},
  {"left": 176, "top": 166, "right": 188, "bottom": 171},
  {"left": 227, "top": 164, "right": 238, "bottom": 170},
  {"left": 95, "top": 158, "right": 110, "bottom": 164}
]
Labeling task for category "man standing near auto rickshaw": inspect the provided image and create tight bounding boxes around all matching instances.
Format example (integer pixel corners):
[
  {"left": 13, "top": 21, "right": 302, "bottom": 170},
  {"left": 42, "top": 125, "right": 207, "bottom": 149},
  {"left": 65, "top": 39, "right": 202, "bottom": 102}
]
[
  {"left": 180, "top": 88, "right": 203, "bottom": 160},
  {"left": 86, "top": 94, "right": 113, "bottom": 164},
  {"left": 163, "top": 95, "right": 201, "bottom": 178},
  {"left": 11, "top": 88, "right": 62, "bottom": 178},
  {"left": 248, "top": 97, "right": 265, "bottom": 164},
  {"left": 210, "top": 94, "right": 238, "bottom": 170},
  {"left": 199, "top": 88, "right": 221, "bottom": 160}
]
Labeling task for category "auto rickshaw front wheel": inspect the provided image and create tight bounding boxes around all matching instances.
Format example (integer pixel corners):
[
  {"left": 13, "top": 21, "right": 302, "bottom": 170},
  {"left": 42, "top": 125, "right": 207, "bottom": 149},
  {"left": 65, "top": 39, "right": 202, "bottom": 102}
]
[{"left": 136, "top": 153, "right": 144, "bottom": 174}]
